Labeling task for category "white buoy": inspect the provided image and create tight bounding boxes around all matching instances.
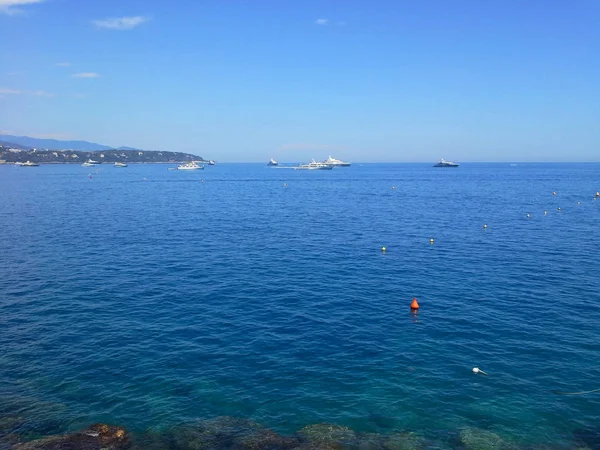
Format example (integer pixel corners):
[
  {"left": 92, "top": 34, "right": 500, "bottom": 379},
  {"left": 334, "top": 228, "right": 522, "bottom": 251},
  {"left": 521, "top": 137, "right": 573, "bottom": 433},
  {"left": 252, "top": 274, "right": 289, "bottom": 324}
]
[{"left": 472, "top": 367, "right": 489, "bottom": 375}]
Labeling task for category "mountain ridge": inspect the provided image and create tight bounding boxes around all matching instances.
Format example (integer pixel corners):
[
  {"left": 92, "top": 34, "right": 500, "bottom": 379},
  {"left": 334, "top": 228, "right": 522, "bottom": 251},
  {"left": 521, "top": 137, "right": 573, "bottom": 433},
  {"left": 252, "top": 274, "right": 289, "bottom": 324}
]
[{"left": 0, "top": 134, "right": 140, "bottom": 151}]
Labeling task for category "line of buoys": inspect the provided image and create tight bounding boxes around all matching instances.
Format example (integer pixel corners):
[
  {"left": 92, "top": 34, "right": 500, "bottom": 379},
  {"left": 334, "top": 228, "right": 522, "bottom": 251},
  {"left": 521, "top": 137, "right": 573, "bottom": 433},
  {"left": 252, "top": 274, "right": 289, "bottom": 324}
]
[
  {"left": 472, "top": 367, "right": 488, "bottom": 376},
  {"left": 410, "top": 298, "right": 419, "bottom": 310}
]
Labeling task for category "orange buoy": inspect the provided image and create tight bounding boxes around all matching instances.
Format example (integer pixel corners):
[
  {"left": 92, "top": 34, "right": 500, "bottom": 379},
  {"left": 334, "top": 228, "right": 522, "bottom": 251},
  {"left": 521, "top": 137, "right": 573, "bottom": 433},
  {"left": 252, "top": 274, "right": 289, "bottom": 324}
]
[{"left": 410, "top": 298, "right": 420, "bottom": 310}]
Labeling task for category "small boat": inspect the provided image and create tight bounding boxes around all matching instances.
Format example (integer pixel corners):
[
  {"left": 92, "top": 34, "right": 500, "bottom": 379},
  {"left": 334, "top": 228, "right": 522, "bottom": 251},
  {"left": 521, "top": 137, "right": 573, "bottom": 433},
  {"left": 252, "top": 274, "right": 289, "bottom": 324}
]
[
  {"left": 20, "top": 161, "right": 39, "bottom": 167},
  {"left": 82, "top": 159, "right": 101, "bottom": 167},
  {"left": 208, "top": 160, "right": 215, "bottom": 165},
  {"left": 177, "top": 162, "right": 204, "bottom": 170},
  {"left": 433, "top": 158, "right": 459, "bottom": 168},
  {"left": 322, "top": 155, "right": 351, "bottom": 167},
  {"left": 267, "top": 158, "right": 278, "bottom": 166},
  {"left": 114, "top": 162, "right": 128, "bottom": 167},
  {"left": 294, "top": 159, "right": 334, "bottom": 170}
]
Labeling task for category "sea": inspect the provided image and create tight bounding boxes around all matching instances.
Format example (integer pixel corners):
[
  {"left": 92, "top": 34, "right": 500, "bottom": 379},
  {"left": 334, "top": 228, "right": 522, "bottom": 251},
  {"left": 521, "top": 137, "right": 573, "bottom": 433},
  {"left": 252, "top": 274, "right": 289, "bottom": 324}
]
[{"left": 0, "top": 162, "right": 599, "bottom": 449}]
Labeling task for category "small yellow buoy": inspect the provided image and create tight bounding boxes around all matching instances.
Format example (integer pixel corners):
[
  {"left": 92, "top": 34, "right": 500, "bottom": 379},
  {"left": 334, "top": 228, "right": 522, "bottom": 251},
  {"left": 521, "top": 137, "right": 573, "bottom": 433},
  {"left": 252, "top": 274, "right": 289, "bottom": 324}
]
[
  {"left": 429, "top": 238, "right": 434, "bottom": 244},
  {"left": 381, "top": 246, "right": 386, "bottom": 253}
]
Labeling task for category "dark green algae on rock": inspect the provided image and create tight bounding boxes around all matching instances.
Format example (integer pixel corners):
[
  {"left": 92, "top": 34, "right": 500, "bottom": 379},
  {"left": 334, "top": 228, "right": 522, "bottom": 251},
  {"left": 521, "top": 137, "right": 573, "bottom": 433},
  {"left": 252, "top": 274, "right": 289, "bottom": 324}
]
[
  {"left": 6, "top": 417, "right": 428, "bottom": 450},
  {"left": 12, "top": 423, "right": 130, "bottom": 449}
]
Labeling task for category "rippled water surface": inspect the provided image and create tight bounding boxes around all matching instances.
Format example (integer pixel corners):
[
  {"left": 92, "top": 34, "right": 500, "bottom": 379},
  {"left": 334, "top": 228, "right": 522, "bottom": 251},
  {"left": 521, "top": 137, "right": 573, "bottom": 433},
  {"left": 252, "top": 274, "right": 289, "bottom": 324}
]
[{"left": 1, "top": 163, "right": 599, "bottom": 447}]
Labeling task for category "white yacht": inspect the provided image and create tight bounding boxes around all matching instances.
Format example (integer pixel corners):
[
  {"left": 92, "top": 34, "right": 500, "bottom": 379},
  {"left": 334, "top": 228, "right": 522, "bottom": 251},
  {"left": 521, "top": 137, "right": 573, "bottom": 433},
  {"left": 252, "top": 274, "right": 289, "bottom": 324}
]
[
  {"left": 323, "top": 155, "right": 351, "bottom": 167},
  {"left": 267, "top": 158, "right": 278, "bottom": 166},
  {"left": 177, "top": 161, "right": 204, "bottom": 170},
  {"left": 20, "top": 161, "right": 39, "bottom": 167},
  {"left": 114, "top": 162, "right": 128, "bottom": 167},
  {"left": 82, "top": 159, "right": 101, "bottom": 167},
  {"left": 208, "top": 160, "right": 215, "bottom": 165},
  {"left": 433, "top": 158, "right": 459, "bottom": 168},
  {"left": 294, "top": 159, "right": 334, "bottom": 170}
]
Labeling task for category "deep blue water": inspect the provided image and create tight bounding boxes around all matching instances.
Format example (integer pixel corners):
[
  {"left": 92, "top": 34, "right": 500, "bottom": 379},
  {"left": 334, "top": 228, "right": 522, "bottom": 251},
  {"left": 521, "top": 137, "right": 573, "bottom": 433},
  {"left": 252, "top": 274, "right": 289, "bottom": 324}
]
[{"left": 1, "top": 163, "right": 599, "bottom": 447}]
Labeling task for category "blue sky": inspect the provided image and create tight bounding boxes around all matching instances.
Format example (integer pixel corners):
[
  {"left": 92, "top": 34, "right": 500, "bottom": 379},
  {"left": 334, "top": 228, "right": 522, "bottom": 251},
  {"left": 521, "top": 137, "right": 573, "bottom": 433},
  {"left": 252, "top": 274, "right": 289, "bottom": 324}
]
[{"left": 0, "top": 0, "right": 598, "bottom": 162}]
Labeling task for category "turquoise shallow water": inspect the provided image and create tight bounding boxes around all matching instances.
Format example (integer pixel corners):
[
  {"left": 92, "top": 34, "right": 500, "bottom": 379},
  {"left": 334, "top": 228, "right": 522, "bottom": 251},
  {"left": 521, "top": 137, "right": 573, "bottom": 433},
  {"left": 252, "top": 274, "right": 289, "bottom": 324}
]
[{"left": 0, "top": 163, "right": 599, "bottom": 448}]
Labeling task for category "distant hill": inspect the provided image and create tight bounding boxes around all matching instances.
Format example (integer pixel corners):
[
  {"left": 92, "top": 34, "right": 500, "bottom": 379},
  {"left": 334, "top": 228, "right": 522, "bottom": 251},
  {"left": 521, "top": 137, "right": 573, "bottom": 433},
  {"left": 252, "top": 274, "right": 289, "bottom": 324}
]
[
  {"left": 117, "top": 146, "right": 141, "bottom": 151},
  {"left": 0, "top": 135, "right": 137, "bottom": 151},
  {"left": 0, "top": 140, "right": 27, "bottom": 149},
  {"left": 0, "top": 149, "right": 204, "bottom": 164}
]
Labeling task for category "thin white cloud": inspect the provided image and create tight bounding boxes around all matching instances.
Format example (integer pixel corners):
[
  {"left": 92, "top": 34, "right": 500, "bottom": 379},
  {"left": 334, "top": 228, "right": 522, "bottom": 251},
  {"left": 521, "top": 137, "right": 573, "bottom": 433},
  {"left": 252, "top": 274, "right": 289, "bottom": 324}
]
[
  {"left": 93, "top": 15, "right": 150, "bottom": 30},
  {"left": 0, "top": 87, "right": 22, "bottom": 94},
  {"left": 0, "top": 0, "right": 43, "bottom": 15},
  {"left": 56, "top": 62, "right": 71, "bottom": 67},
  {"left": 73, "top": 72, "right": 100, "bottom": 78},
  {"left": 315, "top": 18, "right": 328, "bottom": 25},
  {"left": 0, "top": 87, "right": 55, "bottom": 97},
  {"left": 31, "top": 90, "right": 55, "bottom": 97}
]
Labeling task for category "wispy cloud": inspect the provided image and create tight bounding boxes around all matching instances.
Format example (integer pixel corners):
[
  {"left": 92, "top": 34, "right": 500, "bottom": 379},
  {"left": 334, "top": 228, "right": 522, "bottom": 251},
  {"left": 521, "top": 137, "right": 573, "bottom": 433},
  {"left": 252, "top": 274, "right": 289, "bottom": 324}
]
[
  {"left": 0, "top": 87, "right": 55, "bottom": 97},
  {"left": 72, "top": 72, "right": 100, "bottom": 78},
  {"left": 315, "top": 18, "right": 328, "bottom": 25},
  {"left": 30, "top": 90, "right": 55, "bottom": 97},
  {"left": 93, "top": 15, "right": 150, "bottom": 30},
  {"left": 55, "top": 62, "right": 71, "bottom": 67},
  {"left": 0, "top": 0, "right": 43, "bottom": 15},
  {"left": 0, "top": 87, "right": 22, "bottom": 95}
]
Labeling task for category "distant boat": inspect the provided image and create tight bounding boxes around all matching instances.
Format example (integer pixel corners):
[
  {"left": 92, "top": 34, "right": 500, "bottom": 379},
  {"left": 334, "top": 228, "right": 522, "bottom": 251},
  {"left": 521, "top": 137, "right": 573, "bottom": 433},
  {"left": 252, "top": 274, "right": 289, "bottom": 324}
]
[
  {"left": 294, "top": 159, "right": 334, "bottom": 170},
  {"left": 20, "top": 161, "right": 39, "bottom": 167},
  {"left": 82, "top": 159, "right": 101, "bottom": 167},
  {"left": 323, "top": 155, "right": 351, "bottom": 167},
  {"left": 433, "top": 158, "right": 459, "bottom": 168},
  {"left": 114, "top": 162, "right": 128, "bottom": 168},
  {"left": 267, "top": 158, "right": 278, "bottom": 166},
  {"left": 208, "top": 160, "right": 215, "bottom": 165},
  {"left": 177, "top": 162, "right": 204, "bottom": 170}
]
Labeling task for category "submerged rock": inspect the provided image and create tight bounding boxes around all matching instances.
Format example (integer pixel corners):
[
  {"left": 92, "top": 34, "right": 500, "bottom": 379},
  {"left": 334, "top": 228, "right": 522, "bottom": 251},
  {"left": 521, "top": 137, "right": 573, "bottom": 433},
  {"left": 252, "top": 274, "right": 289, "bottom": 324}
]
[
  {"left": 13, "top": 423, "right": 130, "bottom": 450},
  {"left": 167, "top": 416, "right": 297, "bottom": 450},
  {"left": 459, "top": 428, "right": 513, "bottom": 450},
  {"left": 381, "top": 432, "right": 426, "bottom": 450},
  {"left": 296, "top": 423, "right": 357, "bottom": 448}
]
